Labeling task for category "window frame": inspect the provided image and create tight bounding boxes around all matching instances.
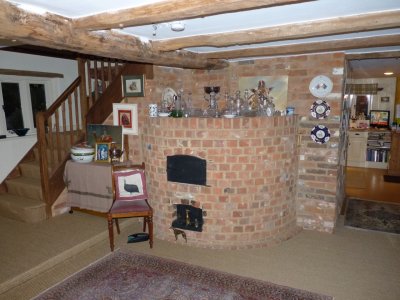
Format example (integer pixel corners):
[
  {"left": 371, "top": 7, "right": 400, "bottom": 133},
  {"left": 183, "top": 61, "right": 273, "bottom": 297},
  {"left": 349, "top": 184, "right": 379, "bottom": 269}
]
[{"left": 0, "top": 75, "right": 56, "bottom": 137}]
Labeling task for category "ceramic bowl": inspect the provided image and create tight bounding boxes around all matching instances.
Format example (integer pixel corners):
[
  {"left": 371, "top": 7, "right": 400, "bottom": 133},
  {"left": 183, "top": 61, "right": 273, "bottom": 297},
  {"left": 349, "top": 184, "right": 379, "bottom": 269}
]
[
  {"left": 12, "top": 128, "right": 29, "bottom": 136},
  {"left": 70, "top": 153, "right": 94, "bottom": 163},
  {"left": 71, "top": 145, "right": 95, "bottom": 155}
]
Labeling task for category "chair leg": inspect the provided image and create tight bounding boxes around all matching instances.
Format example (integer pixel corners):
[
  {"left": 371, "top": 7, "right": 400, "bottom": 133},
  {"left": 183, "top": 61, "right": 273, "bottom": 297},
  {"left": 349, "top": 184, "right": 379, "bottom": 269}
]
[
  {"left": 143, "top": 217, "right": 147, "bottom": 232},
  {"left": 115, "top": 218, "right": 120, "bottom": 234},
  {"left": 148, "top": 215, "right": 153, "bottom": 249},
  {"left": 107, "top": 214, "right": 114, "bottom": 252}
]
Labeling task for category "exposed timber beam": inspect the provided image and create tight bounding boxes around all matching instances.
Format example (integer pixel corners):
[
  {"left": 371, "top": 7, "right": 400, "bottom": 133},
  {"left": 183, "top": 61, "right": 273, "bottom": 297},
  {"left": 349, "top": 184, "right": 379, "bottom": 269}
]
[
  {"left": 153, "top": 10, "right": 400, "bottom": 51},
  {"left": 73, "top": 0, "right": 311, "bottom": 31},
  {"left": 201, "top": 34, "right": 400, "bottom": 60},
  {"left": 346, "top": 51, "right": 400, "bottom": 60},
  {"left": 0, "top": 1, "right": 227, "bottom": 69}
]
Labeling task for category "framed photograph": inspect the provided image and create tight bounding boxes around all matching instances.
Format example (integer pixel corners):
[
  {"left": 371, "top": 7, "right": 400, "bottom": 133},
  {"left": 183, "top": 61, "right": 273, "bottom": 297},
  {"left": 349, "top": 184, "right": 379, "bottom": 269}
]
[
  {"left": 95, "top": 142, "right": 111, "bottom": 162},
  {"left": 122, "top": 75, "right": 145, "bottom": 97},
  {"left": 112, "top": 103, "right": 138, "bottom": 135},
  {"left": 381, "top": 96, "right": 390, "bottom": 103}
]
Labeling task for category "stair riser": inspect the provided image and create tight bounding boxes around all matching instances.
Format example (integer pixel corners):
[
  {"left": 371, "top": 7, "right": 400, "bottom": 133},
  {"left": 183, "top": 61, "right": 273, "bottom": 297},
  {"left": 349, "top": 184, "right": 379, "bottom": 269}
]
[
  {"left": 6, "top": 181, "right": 43, "bottom": 202},
  {"left": 0, "top": 197, "right": 46, "bottom": 223},
  {"left": 19, "top": 163, "right": 41, "bottom": 180}
]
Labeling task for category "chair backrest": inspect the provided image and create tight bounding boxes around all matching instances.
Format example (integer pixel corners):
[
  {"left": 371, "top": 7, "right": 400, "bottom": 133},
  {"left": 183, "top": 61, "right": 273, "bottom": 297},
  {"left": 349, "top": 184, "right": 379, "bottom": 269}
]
[{"left": 112, "top": 162, "right": 147, "bottom": 201}]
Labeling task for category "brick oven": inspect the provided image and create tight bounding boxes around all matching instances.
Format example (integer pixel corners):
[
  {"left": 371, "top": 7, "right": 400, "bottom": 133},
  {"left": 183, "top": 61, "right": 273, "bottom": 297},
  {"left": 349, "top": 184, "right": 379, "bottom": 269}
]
[{"left": 142, "top": 115, "right": 300, "bottom": 250}]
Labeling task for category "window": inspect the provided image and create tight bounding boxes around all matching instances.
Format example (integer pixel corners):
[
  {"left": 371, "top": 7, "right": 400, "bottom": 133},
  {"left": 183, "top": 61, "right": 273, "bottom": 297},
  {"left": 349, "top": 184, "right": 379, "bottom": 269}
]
[{"left": 0, "top": 76, "right": 53, "bottom": 136}]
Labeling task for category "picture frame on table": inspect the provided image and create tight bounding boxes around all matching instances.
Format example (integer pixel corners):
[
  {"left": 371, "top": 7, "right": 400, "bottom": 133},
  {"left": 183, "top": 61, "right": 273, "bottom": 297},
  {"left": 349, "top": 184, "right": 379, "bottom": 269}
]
[
  {"left": 122, "top": 75, "right": 145, "bottom": 97},
  {"left": 112, "top": 103, "right": 138, "bottom": 135},
  {"left": 95, "top": 142, "right": 111, "bottom": 162}
]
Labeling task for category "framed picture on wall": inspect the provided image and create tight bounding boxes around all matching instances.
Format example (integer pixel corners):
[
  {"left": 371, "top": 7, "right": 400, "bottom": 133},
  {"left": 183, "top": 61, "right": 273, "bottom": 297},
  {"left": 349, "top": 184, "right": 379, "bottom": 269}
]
[
  {"left": 112, "top": 103, "right": 138, "bottom": 135},
  {"left": 122, "top": 75, "right": 145, "bottom": 97},
  {"left": 381, "top": 96, "right": 390, "bottom": 103},
  {"left": 95, "top": 142, "right": 111, "bottom": 162}
]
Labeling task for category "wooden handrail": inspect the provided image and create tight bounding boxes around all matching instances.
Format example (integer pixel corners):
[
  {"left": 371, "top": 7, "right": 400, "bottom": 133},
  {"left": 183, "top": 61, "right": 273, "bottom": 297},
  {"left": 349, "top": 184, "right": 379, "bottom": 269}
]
[{"left": 43, "top": 77, "right": 81, "bottom": 117}]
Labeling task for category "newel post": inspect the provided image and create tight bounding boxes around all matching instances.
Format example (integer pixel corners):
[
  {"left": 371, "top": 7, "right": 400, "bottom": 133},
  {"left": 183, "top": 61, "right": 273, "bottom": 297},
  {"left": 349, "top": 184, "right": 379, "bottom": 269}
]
[
  {"left": 36, "top": 111, "right": 51, "bottom": 218},
  {"left": 77, "top": 57, "right": 88, "bottom": 134}
]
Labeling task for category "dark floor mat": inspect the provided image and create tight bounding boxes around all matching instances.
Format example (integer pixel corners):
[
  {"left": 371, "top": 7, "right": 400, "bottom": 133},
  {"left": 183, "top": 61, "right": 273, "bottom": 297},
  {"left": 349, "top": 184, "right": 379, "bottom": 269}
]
[
  {"left": 344, "top": 198, "right": 400, "bottom": 234},
  {"left": 383, "top": 175, "right": 400, "bottom": 183}
]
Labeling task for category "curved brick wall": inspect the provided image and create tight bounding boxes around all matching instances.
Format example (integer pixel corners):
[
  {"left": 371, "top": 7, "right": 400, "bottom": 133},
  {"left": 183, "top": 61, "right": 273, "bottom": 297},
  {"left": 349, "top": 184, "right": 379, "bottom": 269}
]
[{"left": 142, "top": 115, "right": 300, "bottom": 249}]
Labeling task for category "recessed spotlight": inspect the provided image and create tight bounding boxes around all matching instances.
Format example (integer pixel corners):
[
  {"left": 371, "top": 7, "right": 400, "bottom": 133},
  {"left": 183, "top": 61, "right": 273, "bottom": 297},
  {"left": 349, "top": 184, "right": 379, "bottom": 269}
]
[{"left": 384, "top": 71, "right": 394, "bottom": 76}]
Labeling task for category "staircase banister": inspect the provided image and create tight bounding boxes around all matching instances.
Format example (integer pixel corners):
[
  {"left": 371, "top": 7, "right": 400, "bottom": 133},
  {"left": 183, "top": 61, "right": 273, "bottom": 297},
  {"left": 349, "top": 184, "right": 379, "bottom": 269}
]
[{"left": 42, "top": 76, "right": 81, "bottom": 118}]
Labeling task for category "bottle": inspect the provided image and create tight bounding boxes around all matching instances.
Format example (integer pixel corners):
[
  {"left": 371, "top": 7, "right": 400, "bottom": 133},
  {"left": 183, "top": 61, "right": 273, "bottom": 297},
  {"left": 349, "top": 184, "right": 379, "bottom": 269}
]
[{"left": 171, "top": 94, "right": 183, "bottom": 118}]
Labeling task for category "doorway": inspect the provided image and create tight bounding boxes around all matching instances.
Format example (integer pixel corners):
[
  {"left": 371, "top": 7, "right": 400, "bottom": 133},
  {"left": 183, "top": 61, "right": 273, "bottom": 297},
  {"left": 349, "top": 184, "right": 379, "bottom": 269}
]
[{"left": 343, "top": 54, "right": 400, "bottom": 208}]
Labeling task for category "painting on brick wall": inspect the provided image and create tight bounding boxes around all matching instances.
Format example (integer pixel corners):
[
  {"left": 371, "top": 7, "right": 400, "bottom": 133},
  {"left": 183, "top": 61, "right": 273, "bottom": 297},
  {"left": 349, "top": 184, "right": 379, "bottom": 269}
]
[{"left": 239, "top": 76, "right": 288, "bottom": 112}]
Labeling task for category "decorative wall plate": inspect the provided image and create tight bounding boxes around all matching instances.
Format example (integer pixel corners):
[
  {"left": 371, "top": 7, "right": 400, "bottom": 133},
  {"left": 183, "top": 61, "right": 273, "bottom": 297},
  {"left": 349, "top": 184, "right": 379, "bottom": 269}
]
[
  {"left": 161, "top": 87, "right": 177, "bottom": 111},
  {"left": 310, "top": 99, "right": 331, "bottom": 119},
  {"left": 309, "top": 75, "right": 333, "bottom": 98},
  {"left": 310, "top": 125, "right": 331, "bottom": 144}
]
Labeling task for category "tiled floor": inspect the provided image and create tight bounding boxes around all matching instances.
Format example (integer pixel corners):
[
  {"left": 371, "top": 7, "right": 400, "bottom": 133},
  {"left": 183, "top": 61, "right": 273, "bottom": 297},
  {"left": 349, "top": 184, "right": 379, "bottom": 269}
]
[{"left": 345, "top": 167, "right": 400, "bottom": 204}]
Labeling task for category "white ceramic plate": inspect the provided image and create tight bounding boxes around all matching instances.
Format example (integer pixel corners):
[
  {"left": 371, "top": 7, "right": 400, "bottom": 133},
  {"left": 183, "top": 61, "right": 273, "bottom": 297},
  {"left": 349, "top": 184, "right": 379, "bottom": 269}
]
[
  {"left": 223, "top": 114, "right": 236, "bottom": 118},
  {"left": 309, "top": 75, "right": 333, "bottom": 98},
  {"left": 161, "top": 87, "right": 176, "bottom": 111}
]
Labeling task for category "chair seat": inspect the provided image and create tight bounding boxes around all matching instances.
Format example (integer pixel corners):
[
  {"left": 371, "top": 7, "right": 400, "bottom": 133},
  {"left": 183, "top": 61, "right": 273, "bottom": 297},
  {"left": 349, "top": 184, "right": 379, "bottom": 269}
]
[{"left": 109, "top": 199, "right": 151, "bottom": 214}]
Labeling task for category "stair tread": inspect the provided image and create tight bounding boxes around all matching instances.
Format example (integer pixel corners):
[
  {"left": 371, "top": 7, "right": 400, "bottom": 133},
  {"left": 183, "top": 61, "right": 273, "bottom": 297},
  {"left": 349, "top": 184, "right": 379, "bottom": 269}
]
[
  {"left": 0, "top": 194, "right": 45, "bottom": 208},
  {"left": 20, "top": 160, "right": 40, "bottom": 167},
  {"left": 7, "top": 176, "right": 41, "bottom": 186}
]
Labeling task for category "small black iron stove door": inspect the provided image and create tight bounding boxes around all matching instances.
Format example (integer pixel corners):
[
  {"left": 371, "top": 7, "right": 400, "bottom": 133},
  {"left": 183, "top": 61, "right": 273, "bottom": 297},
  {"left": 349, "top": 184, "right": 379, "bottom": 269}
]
[
  {"left": 172, "top": 204, "right": 203, "bottom": 232},
  {"left": 167, "top": 155, "right": 206, "bottom": 186}
]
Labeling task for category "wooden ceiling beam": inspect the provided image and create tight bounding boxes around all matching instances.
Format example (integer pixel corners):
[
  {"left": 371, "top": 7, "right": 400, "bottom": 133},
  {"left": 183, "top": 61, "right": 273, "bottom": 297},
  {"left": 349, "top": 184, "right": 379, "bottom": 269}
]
[
  {"left": 153, "top": 10, "right": 400, "bottom": 51},
  {"left": 73, "top": 0, "right": 311, "bottom": 31},
  {"left": 0, "top": 1, "right": 227, "bottom": 69},
  {"left": 201, "top": 34, "right": 400, "bottom": 60},
  {"left": 346, "top": 51, "right": 400, "bottom": 60}
]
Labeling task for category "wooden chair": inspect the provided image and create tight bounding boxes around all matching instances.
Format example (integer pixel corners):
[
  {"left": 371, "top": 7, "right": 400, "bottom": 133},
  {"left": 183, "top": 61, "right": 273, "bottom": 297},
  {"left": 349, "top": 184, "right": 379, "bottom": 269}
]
[{"left": 108, "top": 162, "right": 153, "bottom": 251}]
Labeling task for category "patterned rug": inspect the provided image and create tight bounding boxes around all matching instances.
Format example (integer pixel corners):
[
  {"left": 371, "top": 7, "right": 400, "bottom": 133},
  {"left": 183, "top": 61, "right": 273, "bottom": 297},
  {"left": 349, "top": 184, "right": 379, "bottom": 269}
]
[
  {"left": 34, "top": 250, "right": 332, "bottom": 300},
  {"left": 345, "top": 198, "right": 400, "bottom": 234}
]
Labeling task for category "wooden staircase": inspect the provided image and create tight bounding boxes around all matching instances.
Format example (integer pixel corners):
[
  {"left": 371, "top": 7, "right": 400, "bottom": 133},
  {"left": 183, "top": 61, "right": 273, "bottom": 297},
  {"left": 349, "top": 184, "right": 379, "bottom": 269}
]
[
  {"left": 0, "top": 58, "right": 153, "bottom": 223},
  {"left": 0, "top": 148, "right": 46, "bottom": 223}
]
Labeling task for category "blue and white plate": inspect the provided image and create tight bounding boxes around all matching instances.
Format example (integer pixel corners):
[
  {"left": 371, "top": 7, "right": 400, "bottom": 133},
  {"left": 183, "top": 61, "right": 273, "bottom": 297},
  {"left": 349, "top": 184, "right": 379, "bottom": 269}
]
[
  {"left": 310, "top": 99, "right": 331, "bottom": 119},
  {"left": 310, "top": 125, "right": 330, "bottom": 144}
]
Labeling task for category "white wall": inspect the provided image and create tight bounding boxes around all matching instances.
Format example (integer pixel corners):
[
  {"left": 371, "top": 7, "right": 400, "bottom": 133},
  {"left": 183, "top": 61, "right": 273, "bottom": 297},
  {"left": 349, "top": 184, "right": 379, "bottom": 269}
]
[
  {"left": 0, "top": 51, "right": 78, "bottom": 95},
  {"left": 0, "top": 51, "right": 78, "bottom": 182}
]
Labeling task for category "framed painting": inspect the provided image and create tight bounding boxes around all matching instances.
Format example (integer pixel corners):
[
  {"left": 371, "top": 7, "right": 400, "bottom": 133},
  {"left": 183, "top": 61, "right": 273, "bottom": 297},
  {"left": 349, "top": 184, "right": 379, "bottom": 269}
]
[
  {"left": 112, "top": 103, "right": 138, "bottom": 135},
  {"left": 86, "top": 124, "right": 123, "bottom": 148},
  {"left": 238, "top": 76, "right": 288, "bottom": 112},
  {"left": 122, "top": 75, "right": 145, "bottom": 97},
  {"left": 95, "top": 142, "right": 111, "bottom": 163},
  {"left": 381, "top": 96, "right": 390, "bottom": 103}
]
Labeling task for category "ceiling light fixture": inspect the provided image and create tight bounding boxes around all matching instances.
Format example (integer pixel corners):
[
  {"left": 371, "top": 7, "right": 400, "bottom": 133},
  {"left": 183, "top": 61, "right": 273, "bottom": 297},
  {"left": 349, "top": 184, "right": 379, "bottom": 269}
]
[
  {"left": 384, "top": 71, "right": 394, "bottom": 76},
  {"left": 170, "top": 21, "right": 185, "bottom": 32}
]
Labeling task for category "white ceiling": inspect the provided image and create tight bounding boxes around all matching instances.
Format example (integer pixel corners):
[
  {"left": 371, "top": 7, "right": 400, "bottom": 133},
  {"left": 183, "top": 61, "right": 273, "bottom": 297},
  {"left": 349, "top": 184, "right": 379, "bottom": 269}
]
[{"left": 4, "top": 0, "right": 400, "bottom": 77}]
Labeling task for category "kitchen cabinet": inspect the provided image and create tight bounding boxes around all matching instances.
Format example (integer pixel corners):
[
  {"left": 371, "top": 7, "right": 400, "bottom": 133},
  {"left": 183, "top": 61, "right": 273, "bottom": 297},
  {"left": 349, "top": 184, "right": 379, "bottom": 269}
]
[
  {"left": 347, "top": 131, "right": 368, "bottom": 167},
  {"left": 347, "top": 130, "right": 392, "bottom": 169}
]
